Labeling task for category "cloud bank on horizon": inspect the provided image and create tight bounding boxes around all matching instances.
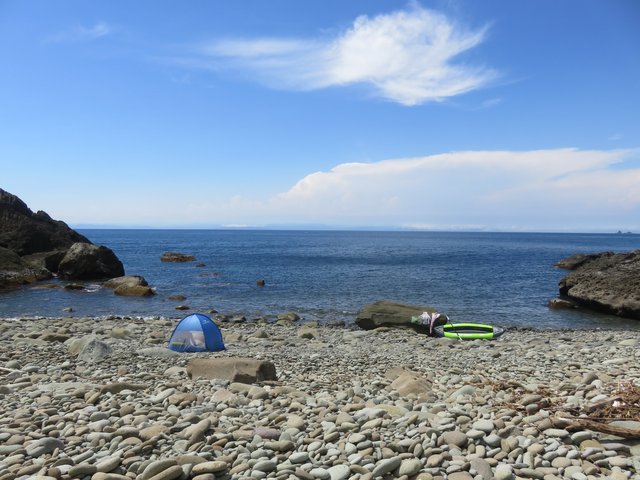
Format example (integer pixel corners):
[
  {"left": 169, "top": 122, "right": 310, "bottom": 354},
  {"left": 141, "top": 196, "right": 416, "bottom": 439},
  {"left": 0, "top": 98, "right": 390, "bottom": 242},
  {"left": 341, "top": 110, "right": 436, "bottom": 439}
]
[
  {"left": 65, "top": 148, "right": 639, "bottom": 232},
  {"left": 198, "top": 4, "right": 495, "bottom": 105},
  {"left": 253, "top": 148, "right": 640, "bottom": 230}
]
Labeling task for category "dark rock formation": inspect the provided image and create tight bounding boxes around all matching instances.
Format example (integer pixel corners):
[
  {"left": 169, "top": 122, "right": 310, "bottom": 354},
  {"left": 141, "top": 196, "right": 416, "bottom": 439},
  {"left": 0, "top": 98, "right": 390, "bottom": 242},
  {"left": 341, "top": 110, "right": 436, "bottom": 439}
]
[
  {"left": 0, "top": 189, "right": 131, "bottom": 288},
  {"left": 556, "top": 250, "right": 640, "bottom": 320},
  {"left": 21, "top": 250, "right": 67, "bottom": 273},
  {"left": 161, "top": 252, "right": 196, "bottom": 263},
  {"left": 356, "top": 300, "right": 448, "bottom": 331},
  {"left": 555, "top": 252, "right": 609, "bottom": 270},
  {"left": 58, "top": 243, "right": 124, "bottom": 280},
  {"left": 0, "top": 246, "right": 52, "bottom": 289},
  {"left": 0, "top": 188, "right": 90, "bottom": 256}
]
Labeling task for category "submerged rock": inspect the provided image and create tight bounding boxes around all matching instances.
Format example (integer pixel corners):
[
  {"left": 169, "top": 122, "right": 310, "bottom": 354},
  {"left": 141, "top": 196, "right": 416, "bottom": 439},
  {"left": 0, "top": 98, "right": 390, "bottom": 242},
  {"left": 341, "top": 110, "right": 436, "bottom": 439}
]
[
  {"left": 555, "top": 250, "right": 640, "bottom": 320},
  {"left": 161, "top": 252, "right": 196, "bottom": 263}
]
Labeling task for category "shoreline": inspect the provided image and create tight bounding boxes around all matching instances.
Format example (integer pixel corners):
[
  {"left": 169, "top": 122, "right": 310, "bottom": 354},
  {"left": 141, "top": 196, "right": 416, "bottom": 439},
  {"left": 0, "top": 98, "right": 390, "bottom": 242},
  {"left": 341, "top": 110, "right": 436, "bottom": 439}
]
[
  {"left": 1, "top": 317, "right": 639, "bottom": 479},
  {"left": 1, "top": 313, "right": 640, "bottom": 333}
]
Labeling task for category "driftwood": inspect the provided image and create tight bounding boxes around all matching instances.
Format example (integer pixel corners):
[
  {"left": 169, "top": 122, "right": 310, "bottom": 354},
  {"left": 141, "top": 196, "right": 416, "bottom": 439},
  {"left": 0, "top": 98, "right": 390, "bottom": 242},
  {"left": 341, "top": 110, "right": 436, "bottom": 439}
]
[
  {"left": 556, "top": 414, "right": 640, "bottom": 439},
  {"left": 570, "top": 418, "right": 640, "bottom": 439},
  {"left": 586, "top": 396, "right": 622, "bottom": 413}
]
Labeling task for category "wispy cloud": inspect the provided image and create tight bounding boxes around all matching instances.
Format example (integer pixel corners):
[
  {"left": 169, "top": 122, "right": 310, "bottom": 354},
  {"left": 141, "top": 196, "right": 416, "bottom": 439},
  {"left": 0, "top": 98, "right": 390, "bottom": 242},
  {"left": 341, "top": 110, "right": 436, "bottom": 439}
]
[
  {"left": 479, "top": 97, "right": 503, "bottom": 109},
  {"left": 192, "top": 3, "right": 496, "bottom": 105},
  {"left": 47, "top": 22, "right": 113, "bottom": 43},
  {"left": 257, "top": 148, "right": 639, "bottom": 230}
]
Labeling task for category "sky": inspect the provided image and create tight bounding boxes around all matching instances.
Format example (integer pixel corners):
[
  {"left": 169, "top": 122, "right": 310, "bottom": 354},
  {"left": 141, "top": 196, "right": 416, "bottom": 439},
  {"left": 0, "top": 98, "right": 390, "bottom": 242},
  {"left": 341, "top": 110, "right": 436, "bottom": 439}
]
[{"left": 1, "top": 0, "right": 639, "bottom": 232}]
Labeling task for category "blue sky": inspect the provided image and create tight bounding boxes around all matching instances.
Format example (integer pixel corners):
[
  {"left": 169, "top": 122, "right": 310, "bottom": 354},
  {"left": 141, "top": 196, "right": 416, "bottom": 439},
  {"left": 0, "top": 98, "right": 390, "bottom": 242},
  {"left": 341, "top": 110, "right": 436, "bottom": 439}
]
[{"left": 1, "top": 0, "right": 639, "bottom": 231}]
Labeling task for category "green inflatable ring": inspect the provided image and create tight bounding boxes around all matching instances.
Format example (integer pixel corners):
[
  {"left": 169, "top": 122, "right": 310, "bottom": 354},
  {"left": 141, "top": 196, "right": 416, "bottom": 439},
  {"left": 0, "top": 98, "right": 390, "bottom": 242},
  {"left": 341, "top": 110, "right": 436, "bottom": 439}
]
[{"left": 433, "top": 323, "right": 504, "bottom": 340}]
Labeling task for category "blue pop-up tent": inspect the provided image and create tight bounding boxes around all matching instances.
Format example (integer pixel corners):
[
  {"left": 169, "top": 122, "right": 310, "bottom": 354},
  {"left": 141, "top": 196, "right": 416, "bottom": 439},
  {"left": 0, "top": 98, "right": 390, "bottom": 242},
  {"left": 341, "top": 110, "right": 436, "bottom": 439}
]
[{"left": 168, "top": 313, "right": 225, "bottom": 352}]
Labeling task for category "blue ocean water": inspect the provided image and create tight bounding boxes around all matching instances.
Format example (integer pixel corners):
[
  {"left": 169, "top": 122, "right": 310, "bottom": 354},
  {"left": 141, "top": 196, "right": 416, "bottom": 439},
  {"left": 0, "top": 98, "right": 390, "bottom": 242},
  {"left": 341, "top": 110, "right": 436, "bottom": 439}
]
[{"left": 1, "top": 230, "right": 639, "bottom": 329}]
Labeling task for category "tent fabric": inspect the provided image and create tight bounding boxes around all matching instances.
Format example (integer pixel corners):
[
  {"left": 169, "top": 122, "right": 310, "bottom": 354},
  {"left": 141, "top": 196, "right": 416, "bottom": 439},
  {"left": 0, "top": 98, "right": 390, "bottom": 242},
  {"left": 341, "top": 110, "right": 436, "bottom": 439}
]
[{"left": 168, "top": 313, "right": 225, "bottom": 352}]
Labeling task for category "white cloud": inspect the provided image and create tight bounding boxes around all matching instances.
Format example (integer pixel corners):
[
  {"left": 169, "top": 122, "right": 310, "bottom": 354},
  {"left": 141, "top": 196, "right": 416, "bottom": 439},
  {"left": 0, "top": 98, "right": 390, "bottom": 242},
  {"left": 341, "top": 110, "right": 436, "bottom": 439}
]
[
  {"left": 197, "top": 4, "right": 495, "bottom": 105},
  {"left": 55, "top": 148, "right": 640, "bottom": 232},
  {"left": 48, "top": 22, "right": 113, "bottom": 43},
  {"left": 257, "top": 148, "right": 640, "bottom": 230}
]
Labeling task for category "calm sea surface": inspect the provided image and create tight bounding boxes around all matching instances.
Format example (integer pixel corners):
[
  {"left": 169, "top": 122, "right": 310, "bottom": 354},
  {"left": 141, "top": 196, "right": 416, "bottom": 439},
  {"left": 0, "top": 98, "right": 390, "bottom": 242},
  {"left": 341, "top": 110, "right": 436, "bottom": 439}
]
[{"left": 1, "top": 230, "right": 639, "bottom": 329}]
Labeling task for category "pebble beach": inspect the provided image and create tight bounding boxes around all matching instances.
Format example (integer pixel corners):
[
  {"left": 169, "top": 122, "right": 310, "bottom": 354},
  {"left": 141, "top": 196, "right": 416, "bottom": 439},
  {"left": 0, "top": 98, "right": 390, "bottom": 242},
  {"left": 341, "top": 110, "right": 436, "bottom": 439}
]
[{"left": 1, "top": 317, "right": 639, "bottom": 480}]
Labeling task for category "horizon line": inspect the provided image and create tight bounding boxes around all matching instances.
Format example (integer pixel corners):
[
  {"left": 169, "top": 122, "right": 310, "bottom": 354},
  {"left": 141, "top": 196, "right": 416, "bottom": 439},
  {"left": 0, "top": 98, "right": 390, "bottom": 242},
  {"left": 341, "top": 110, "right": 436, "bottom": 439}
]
[{"left": 71, "top": 224, "right": 638, "bottom": 235}]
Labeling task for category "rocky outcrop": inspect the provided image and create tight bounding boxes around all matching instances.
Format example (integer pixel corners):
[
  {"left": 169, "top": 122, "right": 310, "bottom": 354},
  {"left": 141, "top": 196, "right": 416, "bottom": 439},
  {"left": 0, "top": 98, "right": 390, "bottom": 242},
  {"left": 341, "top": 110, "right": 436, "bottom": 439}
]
[
  {"left": 0, "top": 188, "right": 90, "bottom": 256},
  {"left": 355, "top": 300, "right": 448, "bottom": 332},
  {"left": 0, "top": 246, "right": 52, "bottom": 289},
  {"left": 556, "top": 250, "right": 640, "bottom": 320},
  {"left": 58, "top": 243, "right": 124, "bottom": 280},
  {"left": 0, "top": 189, "right": 130, "bottom": 288},
  {"left": 21, "top": 250, "right": 67, "bottom": 273}
]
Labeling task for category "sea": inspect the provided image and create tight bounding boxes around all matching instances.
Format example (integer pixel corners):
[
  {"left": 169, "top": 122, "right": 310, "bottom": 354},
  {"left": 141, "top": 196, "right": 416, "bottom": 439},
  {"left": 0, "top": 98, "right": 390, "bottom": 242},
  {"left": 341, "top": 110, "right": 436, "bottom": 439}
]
[{"left": 1, "top": 230, "right": 639, "bottom": 330}]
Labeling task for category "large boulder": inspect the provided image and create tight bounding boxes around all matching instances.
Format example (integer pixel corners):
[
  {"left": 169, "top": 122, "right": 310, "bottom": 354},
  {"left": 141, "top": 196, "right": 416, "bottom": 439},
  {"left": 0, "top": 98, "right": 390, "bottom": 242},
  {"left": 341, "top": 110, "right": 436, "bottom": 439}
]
[
  {"left": 385, "top": 367, "right": 433, "bottom": 400},
  {"left": 556, "top": 250, "right": 640, "bottom": 320},
  {"left": 0, "top": 188, "right": 90, "bottom": 256},
  {"left": 186, "top": 358, "right": 277, "bottom": 384},
  {"left": 77, "top": 338, "right": 113, "bottom": 363},
  {"left": 103, "top": 275, "right": 155, "bottom": 296},
  {"left": 355, "top": 300, "right": 448, "bottom": 331},
  {"left": 104, "top": 275, "right": 149, "bottom": 289},
  {"left": 58, "top": 243, "right": 124, "bottom": 280},
  {"left": 114, "top": 285, "right": 156, "bottom": 297},
  {"left": 21, "top": 250, "right": 67, "bottom": 273},
  {"left": 0, "top": 246, "right": 51, "bottom": 289}
]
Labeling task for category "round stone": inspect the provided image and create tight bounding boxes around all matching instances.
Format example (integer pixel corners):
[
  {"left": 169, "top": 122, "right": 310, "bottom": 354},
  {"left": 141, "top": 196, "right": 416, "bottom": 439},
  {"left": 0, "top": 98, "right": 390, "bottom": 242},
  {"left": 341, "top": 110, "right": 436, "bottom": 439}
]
[{"left": 473, "top": 419, "right": 494, "bottom": 433}]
